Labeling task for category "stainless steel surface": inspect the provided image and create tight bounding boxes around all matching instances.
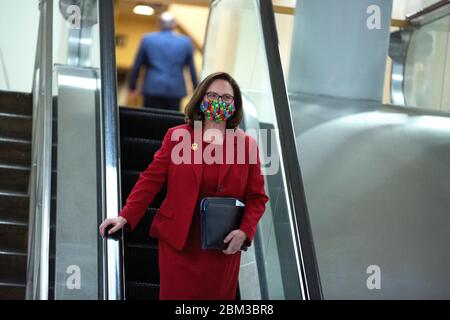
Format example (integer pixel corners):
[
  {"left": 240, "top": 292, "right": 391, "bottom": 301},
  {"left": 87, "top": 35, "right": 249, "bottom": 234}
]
[
  {"left": 54, "top": 65, "right": 100, "bottom": 299},
  {"left": 63, "top": 0, "right": 98, "bottom": 67},
  {"left": 389, "top": 8, "right": 449, "bottom": 112},
  {"left": 26, "top": 0, "right": 54, "bottom": 300},
  {"left": 290, "top": 92, "right": 450, "bottom": 299},
  {"left": 67, "top": 27, "right": 94, "bottom": 67},
  {"left": 389, "top": 29, "right": 412, "bottom": 106},
  {"left": 59, "top": 0, "right": 98, "bottom": 27}
]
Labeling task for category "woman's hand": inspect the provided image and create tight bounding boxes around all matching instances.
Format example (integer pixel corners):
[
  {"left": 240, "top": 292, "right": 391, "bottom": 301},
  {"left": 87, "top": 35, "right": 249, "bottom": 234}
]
[
  {"left": 222, "top": 229, "right": 247, "bottom": 255},
  {"left": 99, "top": 216, "right": 128, "bottom": 238}
]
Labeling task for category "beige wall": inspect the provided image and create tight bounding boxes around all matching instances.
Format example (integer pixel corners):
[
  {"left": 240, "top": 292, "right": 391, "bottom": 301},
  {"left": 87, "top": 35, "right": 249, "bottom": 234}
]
[
  {"left": 169, "top": 4, "right": 209, "bottom": 49},
  {"left": 115, "top": 14, "right": 158, "bottom": 70},
  {"left": 275, "top": 13, "right": 295, "bottom": 80}
]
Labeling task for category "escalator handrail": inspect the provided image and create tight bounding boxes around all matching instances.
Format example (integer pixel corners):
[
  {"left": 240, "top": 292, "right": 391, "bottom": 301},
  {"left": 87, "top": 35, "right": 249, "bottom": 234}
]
[
  {"left": 406, "top": 0, "right": 450, "bottom": 26},
  {"left": 98, "top": 0, "right": 124, "bottom": 300}
]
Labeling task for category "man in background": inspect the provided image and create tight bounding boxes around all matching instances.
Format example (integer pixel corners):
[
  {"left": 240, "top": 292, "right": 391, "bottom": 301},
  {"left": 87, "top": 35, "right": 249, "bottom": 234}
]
[{"left": 128, "top": 11, "right": 198, "bottom": 112}]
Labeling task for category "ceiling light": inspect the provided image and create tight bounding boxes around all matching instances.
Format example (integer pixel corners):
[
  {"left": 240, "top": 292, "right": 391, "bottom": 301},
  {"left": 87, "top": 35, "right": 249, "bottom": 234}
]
[{"left": 133, "top": 5, "right": 155, "bottom": 16}]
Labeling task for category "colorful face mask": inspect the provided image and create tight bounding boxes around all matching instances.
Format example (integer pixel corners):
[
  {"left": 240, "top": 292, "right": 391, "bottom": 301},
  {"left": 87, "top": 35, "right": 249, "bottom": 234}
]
[{"left": 200, "top": 98, "right": 236, "bottom": 123}]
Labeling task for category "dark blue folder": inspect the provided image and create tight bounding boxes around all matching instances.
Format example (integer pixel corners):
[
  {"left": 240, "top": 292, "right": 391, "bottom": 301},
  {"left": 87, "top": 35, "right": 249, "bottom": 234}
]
[{"left": 200, "top": 197, "right": 248, "bottom": 251}]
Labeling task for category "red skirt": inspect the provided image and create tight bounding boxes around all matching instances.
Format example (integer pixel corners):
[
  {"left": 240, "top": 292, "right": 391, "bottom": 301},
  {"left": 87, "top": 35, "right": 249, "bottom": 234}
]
[{"left": 158, "top": 200, "right": 242, "bottom": 300}]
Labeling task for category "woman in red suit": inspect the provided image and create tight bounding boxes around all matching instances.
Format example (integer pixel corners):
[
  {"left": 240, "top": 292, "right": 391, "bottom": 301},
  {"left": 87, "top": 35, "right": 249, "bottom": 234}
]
[{"left": 99, "top": 72, "right": 269, "bottom": 300}]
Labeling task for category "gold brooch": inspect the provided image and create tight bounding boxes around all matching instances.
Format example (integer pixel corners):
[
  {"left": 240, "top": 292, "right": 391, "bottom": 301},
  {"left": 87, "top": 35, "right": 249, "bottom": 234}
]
[{"left": 191, "top": 142, "right": 198, "bottom": 151}]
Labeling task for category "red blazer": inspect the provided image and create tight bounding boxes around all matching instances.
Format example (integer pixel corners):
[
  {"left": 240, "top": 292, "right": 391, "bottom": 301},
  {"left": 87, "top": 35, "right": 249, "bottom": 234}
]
[{"left": 119, "top": 123, "right": 269, "bottom": 251}]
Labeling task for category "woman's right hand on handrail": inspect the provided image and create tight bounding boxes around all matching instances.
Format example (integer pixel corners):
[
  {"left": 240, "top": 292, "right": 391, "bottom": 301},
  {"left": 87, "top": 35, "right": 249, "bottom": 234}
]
[{"left": 99, "top": 216, "right": 128, "bottom": 239}]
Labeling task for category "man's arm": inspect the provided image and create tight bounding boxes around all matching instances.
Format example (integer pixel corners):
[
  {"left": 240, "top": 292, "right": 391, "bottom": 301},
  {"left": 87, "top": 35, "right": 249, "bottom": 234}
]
[
  {"left": 129, "top": 39, "right": 148, "bottom": 91},
  {"left": 185, "top": 39, "right": 198, "bottom": 89}
]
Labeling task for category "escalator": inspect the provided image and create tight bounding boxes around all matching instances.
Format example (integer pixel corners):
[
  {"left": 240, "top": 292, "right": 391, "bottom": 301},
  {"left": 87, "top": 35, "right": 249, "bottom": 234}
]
[
  {"left": 0, "top": 91, "right": 32, "bottom": 299},
  {"left": 119, "top": 106, "right": 184, "bottom": 299}
]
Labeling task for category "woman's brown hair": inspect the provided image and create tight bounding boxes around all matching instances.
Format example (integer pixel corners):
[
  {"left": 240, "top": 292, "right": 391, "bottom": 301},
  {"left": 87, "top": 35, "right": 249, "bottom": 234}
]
[{"left": 184, "top": 72, "right": 243, "bottom": 129}]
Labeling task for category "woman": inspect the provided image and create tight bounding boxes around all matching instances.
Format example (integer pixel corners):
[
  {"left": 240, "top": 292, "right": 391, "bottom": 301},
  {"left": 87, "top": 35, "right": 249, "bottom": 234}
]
[{"left": 99, "top": 72, "right": 269, "bottom": 300}]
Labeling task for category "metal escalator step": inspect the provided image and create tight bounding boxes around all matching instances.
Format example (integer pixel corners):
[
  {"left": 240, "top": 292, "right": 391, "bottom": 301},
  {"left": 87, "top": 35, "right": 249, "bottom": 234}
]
[
  {"left": 124, "top": 243, "right": 159, "bottom": 284},
  {"left": 119, "top": 105, "right": 184, "bottom": 117},
  {"left": 0, "top": 137, "right": 31, "bottom": 167},
  {"left": 121, "top": 170, "right": 167, "bottom": 207},
  {"left": 123, "top": 207, "right": 158, "bottom": 245},
  {"left": 120, "top": 137, "right": 162, "bottom": 172},
  {"left": 0, "top": 165, "right": 56, "bottom": 195},
  {"left": 0, "top": 190, "right": 29, "bottom": 225},
  {"left": 125, "top": 281, "right": 159, "bottom": 300},
  {"left": 0, "top": 164, "right": 30, "bottom": 194},
  {"left": 119, "top": 108, "right": 184, "bottom": 142},
  {"left": 0, "top": 251, "right": 27, "bottom": 284},
  {"left": 0, "top": 113, "right": 32, "bottom": 141},
  {"left": 0, "top": 221, "right": 28, "bottom": 253},
  {"left": 0, "top": 91, "right": 32, "bottom": 117},
  {"left": 0, "top": 112, "right": 57, "bottom": 142},
  {"left": 0, "top": 280, "right": 26, "bottom": 300}
]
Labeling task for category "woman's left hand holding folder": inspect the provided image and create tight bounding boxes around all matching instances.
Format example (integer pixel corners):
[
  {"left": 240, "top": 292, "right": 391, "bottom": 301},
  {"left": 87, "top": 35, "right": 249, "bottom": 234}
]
[{"left": 222, "top": 229, "right": 247, "bottom": 255}]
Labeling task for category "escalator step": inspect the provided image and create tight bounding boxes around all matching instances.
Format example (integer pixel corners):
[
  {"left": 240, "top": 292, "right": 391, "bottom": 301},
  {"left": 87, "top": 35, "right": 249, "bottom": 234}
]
[
  {"left": 0, "top": 191, "right": 29, "bottom": 225},
  {"left": 0, "top": 137, "right": 31, "bottom": 167},
  {"left": 0, "top": 91, "right": 32, "bottom": 116},
  {"left": 120, "top": 137, "right": 161, "bottom": 172},
  {"left": 0, "top": 165, "right": 56, "bottom": 195},
  {"left": 0, "top": 113, "right": 32, "bottom": 141},
  {"left": 0, "top": 251, "right": 27, "bottom": 283},
  {"left": 121, "top": 170, "right": 167, "bottom": 207},
  {"left": 123, "top": 207, "right": 158, "bottom": 245},
  {"left": 125, "top": 281, "right": 159, "bottom": 300},
  {"left": 0, "top": 221, "right": 28, "bottom": 253},
  {"left": 0, "top": 165, "right": 30, "bottom": 194},
  {"left": 119, "top": 108, "right": 184, "bottom": 141},
  {"left": 119, "top": 105, "right": 183, "bottom": 117},
  {"left": 0, "top": 281, "right": 26, "bottom": 300},
  {"left": 124, "top": 243, "right": 159, "bottom": 284}
]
